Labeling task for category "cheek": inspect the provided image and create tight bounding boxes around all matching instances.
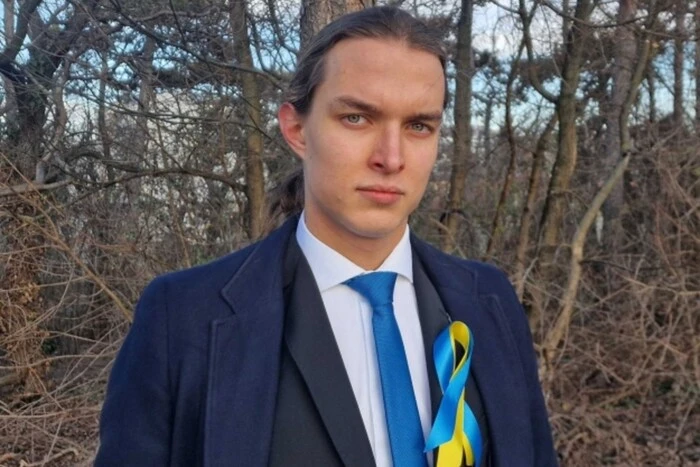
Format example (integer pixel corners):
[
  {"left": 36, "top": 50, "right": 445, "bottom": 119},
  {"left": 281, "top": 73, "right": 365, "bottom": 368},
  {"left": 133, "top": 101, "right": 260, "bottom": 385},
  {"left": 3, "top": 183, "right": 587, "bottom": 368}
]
[
  {"left": 307, "top": 134, "right": 358, "bottom": 179},
  {"left": 304, "top": 145, "right": 353, "bottom": 201}
]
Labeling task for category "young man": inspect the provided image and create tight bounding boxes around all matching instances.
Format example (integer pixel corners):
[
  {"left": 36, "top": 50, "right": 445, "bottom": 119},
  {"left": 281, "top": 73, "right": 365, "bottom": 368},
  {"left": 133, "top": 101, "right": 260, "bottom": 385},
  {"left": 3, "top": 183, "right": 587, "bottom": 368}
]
[{"left": 96, "top": 7, "right": 557, "bottom": 467}]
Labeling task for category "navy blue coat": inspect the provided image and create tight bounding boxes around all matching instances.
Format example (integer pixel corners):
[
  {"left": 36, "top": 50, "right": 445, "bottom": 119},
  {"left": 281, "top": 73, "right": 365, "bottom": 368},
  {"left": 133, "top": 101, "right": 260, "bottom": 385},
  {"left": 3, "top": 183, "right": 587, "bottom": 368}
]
[{"left": 96, "top": 218, "right": 557, "bottom": 466}]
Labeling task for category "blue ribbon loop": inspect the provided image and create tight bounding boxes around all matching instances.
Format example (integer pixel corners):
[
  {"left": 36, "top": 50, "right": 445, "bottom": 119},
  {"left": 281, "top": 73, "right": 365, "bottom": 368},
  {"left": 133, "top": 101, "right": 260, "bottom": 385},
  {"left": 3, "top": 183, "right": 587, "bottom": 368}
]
[{"left": 425, "top": 322, "right": 483, "bottom": 467}]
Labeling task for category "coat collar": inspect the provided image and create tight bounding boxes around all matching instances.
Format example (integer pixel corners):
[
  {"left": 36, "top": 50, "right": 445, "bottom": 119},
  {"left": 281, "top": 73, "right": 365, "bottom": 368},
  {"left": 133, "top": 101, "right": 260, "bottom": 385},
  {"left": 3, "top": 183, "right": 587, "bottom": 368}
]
[
  {"left": 219, "top": 218, "right": 297, "bottom": 316},
  {"left": 411, "top": 248, "right": 451, "bottom": 419}
]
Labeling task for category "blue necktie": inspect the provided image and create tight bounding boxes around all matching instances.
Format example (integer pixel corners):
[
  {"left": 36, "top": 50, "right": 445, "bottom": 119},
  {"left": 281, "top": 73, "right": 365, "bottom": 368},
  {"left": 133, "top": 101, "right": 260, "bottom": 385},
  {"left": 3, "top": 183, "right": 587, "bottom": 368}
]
[{"left": 344, "top": 272, "right": 428, "bottom": 467}]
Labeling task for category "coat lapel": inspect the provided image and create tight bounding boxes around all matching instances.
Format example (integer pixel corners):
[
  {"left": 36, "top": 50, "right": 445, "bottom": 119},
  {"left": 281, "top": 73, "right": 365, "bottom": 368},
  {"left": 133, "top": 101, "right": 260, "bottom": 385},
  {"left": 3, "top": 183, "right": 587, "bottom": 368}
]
[
  {"left": 203, "top": 219, "right": 295, "bottom": 467},
  {"left": 412, "top": 251, "right": 450, "bottom": 418},
  {"left": 282, "top": 238, "right": 376, "bottom": 467},
  {"left": 412, "top": 236, "right": 533, "bottom": 466}
]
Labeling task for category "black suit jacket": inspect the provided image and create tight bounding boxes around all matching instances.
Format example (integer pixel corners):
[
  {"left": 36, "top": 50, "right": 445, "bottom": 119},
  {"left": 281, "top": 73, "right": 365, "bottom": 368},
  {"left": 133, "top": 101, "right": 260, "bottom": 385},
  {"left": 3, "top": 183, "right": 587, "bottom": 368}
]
[
  {"left": 268, "top": 235, "right": 489, "bottom": 466},
  {"left": 96, "top": 217, "right": 557, "bottom": 467}
]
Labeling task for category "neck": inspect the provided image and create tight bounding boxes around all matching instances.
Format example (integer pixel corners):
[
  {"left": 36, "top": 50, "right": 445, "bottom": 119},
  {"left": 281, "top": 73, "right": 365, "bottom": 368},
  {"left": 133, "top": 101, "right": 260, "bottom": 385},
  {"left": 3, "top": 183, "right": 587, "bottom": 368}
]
[{"left": 303, "top": 214, "right": 405, "bottom": 271}]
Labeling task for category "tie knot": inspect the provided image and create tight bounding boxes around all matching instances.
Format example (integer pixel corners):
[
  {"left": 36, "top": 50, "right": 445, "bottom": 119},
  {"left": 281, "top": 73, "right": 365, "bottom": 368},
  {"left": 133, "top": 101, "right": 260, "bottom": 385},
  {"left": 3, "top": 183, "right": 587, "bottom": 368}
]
[{"left": 344, "top": 271, "right": 398, "bottom": 310}]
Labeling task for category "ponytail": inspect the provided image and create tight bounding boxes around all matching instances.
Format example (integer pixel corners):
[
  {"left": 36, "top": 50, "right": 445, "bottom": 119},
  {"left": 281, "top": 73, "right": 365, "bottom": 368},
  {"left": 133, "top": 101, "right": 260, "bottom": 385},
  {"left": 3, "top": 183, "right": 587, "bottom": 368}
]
[{"left": 263, "top": 168, "right": 305, "bottom": 234}]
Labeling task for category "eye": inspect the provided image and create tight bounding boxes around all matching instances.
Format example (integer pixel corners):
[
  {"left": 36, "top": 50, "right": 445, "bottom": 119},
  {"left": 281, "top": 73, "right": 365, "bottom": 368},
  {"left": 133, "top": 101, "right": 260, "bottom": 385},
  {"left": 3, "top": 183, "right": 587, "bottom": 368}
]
[
  {"left": 343, "top": 114, "right": 367, "bottom": 125},
  {"left": 410, "top": 122, "right": 432, "bottom": 134}
]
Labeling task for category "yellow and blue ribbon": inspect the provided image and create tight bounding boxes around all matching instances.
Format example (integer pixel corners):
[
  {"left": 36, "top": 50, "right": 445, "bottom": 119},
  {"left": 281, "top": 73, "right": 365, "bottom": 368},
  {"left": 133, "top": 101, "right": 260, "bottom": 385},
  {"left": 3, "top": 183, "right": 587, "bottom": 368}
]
[{"left": 425, "top": 322, "right": 482, "bottom": 467}]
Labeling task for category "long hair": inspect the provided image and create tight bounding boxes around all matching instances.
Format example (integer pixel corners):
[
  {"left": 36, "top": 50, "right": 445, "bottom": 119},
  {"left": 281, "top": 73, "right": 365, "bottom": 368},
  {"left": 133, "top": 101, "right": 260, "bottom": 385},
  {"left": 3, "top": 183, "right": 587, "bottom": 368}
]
[{"left": 265, "top": 6, "right": 448, "bottom": 231}]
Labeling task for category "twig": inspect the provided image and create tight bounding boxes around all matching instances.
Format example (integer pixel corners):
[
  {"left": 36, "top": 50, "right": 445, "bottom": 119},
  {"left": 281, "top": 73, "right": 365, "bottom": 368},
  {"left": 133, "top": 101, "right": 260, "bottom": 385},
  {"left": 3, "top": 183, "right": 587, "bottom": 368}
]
[
  {"left": 18, "top": 448, "right": 78, "bottom": 466},
  {"left": 0, "top": 180, "right": 70, "bottom": 197}
]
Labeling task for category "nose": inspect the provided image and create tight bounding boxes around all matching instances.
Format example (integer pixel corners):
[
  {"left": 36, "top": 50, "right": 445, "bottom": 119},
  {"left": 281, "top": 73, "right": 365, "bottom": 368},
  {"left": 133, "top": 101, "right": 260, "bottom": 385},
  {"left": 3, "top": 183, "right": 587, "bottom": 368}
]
[{"left": 369, "top": 124, "right": 404, "bottom": 173}]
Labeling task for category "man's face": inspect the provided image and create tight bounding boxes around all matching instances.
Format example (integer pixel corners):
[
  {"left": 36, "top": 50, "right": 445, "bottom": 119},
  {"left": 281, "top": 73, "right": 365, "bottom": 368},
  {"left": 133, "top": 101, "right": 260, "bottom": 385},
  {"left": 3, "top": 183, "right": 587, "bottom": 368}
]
[{"left": 280, "top": 37, "right": 445, "bottom": 250}]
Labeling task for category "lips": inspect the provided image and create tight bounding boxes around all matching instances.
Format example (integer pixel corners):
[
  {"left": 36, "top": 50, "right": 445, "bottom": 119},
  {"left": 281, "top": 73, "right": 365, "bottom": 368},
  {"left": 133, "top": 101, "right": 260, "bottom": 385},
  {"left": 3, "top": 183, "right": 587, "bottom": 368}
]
[
  {"left": 357, "top": 185, "right": 404, "bottom": 205},
  {"left": 358, "top": 184, "right": 404, "bottom": 194}
]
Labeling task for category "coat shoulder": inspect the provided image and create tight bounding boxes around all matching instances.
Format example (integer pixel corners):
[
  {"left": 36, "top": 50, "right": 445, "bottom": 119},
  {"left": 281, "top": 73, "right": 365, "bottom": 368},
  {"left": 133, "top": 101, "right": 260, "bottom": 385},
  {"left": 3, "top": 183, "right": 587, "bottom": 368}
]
[
  {"left": 461, "top": 260, "right": 515, "bottom": 297},
  {"left": 149, "top": 216, "right": 298, "bottom": 298},
  {"left": 153, "top": 241, "right": 258, "bottom": 293},
  {"left": 410, "top": 235, "right": 514, "bottom": 298}
]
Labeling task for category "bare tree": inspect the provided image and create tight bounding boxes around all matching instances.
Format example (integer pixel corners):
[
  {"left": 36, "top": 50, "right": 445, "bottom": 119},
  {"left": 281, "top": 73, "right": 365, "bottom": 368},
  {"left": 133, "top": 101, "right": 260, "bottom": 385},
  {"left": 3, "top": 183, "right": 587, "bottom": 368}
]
[
  {"left": 299, "top": 0, "right": 370, "bottom": 51},
  {"left": 538, "top": 0, "right": 594, "bottom": 274},
  {"left": 695, "top": 0, "right": 700, "bottom": 130},
  {"left": 600, "top": 0, "right": 649, "bottom": 246},
  {"left": 231, "top": 0, "right": 266, "bottom": 239},
  {"left": 442, "top": 0, "right": 473, "bottom": 253},
  {"left": 673, "top": 0, "right": 686, "bottom": 125}
]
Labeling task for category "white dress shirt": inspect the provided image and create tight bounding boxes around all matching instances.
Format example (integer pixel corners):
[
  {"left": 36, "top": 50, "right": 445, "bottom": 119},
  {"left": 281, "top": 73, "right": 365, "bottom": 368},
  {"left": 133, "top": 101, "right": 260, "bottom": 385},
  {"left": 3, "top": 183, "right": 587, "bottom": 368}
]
[{"left": 296, "top": 213, "right": 433, "bottom": 467}]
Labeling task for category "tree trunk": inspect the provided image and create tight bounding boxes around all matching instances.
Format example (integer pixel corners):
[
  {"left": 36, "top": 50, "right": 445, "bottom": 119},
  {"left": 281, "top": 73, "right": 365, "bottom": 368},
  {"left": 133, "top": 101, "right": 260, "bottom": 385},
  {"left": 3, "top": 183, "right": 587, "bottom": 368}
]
[
  {"left": 515, "top": 115, "right": 557, "bottom": 302},
  {"left": 562, "top": 0, "right": 571, "bottom": 43},
  {"left": 98, "top": 54, "right": 112, "bottom": 175},
  {"left": 136, "top": 37, "right": 157, "bottom": 129},
  {"left": 600, "top": 0, "right": 638, "bottom": 248},
  {"left": 695, "top": 0, "right": 700, "bottom": 131},
  {"left": 673, "top": 0, "right": 686, "bottom": 126},
  {"left": 483, "top": 92, "right": 493, "bottom": 159},
  {"left": 442, "top": 0, "right": 474, "bottom": 254},
  {"left": 299, "top": 0, "right": 369, "bottom": 52},
  {"left": 231, "top": 0, "right": 266, "bottom": 240},
  {"left": 2, "top": 0, "right": 17, "bottom": 121},
  {"left": 484, "top": 43, "right": 525, "bottom": 260},
  {"left": 538, "top": 0, "right": 594, "bottom": 274},
  {"left": 126, "top": 36, "right": 157, "bottom": 203}
]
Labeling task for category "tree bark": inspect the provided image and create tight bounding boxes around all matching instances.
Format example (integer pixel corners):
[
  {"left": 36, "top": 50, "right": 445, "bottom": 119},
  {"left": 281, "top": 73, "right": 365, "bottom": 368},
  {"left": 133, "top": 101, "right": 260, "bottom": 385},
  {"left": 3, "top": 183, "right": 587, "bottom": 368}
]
[
  {"left": 98, "top": 54, "right": 112, "bottom": 175},
  {"left": 442, "top": 0, "right": 474, "bottom": 254},
  {"left": 2, "top": 0, "right": 17, "bottom": 120},
  {"left": 562, "top": 0, "right": 571, "bottom": 43},
  {"left": 299, "top": 0, "right": 369, "bottom": 52},
  {"left": 673, "top": 0, "right": 686, "bottom": 126},
  {"left": 647, "top": 63, "right": 657, "bottom": 123},
  {"left": 483, "top": 92, "right": 493, "bottom": 159},
  {"left": 600, "top": 0, "right": 638, "bottom": 248},
  {"left": 484, "top": 42, "right": 525, "bottom": 260},
  {"left": 515, "top": 114, "right": 557, "bottom": 302},
  {"left": 538, "top": 0, "right": 594, "bottom": 274},
  {"left": 231, "top": 0, "right": 266, "bottom": 240},
  {"left": 695, "top": 0, "right": 700, "bottom": 131}
]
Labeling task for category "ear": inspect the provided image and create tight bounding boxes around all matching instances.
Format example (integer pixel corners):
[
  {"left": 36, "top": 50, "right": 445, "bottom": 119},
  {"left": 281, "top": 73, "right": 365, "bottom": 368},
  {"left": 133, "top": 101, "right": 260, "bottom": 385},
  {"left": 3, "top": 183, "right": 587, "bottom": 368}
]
[{"left": 278, "top": 102, "right": 307, "bottom": 160}]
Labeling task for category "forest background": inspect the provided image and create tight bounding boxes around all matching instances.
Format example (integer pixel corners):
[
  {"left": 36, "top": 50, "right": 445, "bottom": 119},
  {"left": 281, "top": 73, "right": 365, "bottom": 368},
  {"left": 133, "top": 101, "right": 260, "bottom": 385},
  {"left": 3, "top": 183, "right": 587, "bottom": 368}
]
[{"left": 0, "top": 0, "right": 697, "bottom": 465}]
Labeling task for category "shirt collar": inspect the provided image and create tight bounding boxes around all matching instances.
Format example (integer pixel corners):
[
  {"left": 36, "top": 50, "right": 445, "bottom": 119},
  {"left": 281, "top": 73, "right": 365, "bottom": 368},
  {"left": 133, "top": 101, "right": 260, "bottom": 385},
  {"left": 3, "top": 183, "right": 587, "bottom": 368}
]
[{"left": 295, "top": 211, "right": 413, "bottom": 292}]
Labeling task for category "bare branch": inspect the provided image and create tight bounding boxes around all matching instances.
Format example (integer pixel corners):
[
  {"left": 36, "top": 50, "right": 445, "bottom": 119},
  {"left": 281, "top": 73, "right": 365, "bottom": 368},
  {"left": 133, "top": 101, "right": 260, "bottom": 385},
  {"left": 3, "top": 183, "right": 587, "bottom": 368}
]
[
  {"left": 0, "top": 180, "right": 70, "bottom": 198},
  {"left": 542, "top": 154, "right": 631, "bottom": 370},
  {"left": 0, "top": 0, "right": 43, "bottom": 75}
]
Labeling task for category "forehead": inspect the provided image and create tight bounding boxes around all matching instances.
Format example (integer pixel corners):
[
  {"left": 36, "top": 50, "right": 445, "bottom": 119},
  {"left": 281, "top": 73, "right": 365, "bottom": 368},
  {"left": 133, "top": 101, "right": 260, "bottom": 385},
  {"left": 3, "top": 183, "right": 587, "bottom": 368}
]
[{"left": 313, "top": 37, "right": 445, "bottom": 113}]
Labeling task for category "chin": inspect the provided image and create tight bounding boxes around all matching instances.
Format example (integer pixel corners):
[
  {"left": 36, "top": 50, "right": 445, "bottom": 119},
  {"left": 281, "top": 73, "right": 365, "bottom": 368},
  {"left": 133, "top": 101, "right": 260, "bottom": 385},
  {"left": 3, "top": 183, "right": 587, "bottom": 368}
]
[{"left": 345, "top": 217, "right": 406, "bottom": 241}]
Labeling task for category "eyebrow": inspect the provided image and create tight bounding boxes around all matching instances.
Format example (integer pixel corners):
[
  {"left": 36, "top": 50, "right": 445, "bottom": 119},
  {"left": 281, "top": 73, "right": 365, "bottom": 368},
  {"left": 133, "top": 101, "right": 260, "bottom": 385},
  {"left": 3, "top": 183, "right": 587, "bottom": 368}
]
[{"left": 330, "top": 96, "right": 443, "bottom": 123}]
